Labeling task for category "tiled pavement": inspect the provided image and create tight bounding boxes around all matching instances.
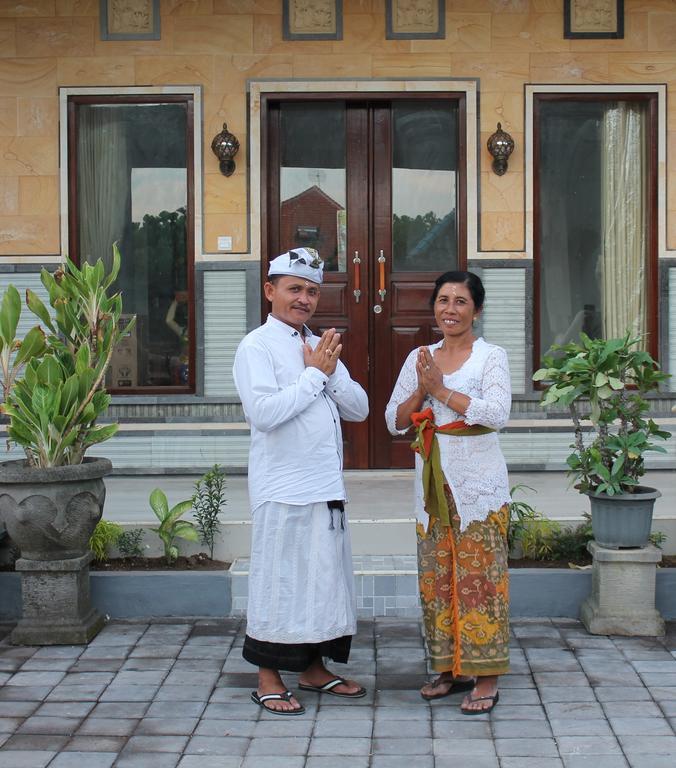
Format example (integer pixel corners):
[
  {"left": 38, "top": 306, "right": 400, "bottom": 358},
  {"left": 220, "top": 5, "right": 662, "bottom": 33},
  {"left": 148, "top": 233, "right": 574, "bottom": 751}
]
[{"left": 0, "top": 618, "right": 675, "bottom": 768}]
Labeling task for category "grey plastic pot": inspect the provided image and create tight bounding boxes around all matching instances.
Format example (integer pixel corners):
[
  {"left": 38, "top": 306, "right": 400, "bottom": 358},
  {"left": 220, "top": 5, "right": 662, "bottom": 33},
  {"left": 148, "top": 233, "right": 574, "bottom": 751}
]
[{"left": 586, "top": 486, "right": 661, "bottom": 549}]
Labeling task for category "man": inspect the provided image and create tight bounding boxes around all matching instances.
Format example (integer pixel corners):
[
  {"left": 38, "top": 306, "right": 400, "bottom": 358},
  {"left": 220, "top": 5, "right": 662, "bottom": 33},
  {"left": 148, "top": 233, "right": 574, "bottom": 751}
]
[{"left": 233, "top": 247, "right": 369, "bottom": 716}]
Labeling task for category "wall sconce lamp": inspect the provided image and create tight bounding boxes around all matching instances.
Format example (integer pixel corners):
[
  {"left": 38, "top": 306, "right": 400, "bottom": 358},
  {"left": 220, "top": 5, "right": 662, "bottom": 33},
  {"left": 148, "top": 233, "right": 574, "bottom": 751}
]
[
  {"left": 487, "top": 122, "right": 515, "bottom": 176},
  {"left": 211, "top": 122, "right": 240, "bottom": 177}
]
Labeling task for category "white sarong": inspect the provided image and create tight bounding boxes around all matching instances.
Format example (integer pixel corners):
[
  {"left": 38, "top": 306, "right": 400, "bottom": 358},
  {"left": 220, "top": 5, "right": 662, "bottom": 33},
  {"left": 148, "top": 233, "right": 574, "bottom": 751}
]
[{"left": 246, "top": 500, "right": 357, "bottom": 645}]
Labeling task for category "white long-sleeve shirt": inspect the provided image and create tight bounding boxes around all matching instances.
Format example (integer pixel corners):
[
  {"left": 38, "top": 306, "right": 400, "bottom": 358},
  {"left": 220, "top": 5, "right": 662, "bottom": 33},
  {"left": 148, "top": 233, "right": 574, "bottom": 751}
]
[
  {"left": 233, "top": 314, "right": 369, "bottom": 511},
  {"left": 385, "top": 337, "right": 512, "bottom": 531}
]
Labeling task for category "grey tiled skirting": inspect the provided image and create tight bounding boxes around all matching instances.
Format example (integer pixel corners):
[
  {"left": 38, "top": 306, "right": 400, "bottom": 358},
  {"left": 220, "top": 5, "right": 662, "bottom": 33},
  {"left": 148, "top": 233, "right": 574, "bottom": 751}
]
[
  {"left": 230, "top": 556, "right": 421, "bottom": 619},
  {"left": 0, "top": 617, "right": 675, "bottom": 768}
]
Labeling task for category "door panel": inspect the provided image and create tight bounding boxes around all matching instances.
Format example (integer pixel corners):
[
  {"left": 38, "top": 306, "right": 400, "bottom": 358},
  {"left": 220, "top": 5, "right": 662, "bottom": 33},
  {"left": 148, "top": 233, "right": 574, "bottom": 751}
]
[{"left": 263, "top": 94, "right": 464, "bottom": 469}]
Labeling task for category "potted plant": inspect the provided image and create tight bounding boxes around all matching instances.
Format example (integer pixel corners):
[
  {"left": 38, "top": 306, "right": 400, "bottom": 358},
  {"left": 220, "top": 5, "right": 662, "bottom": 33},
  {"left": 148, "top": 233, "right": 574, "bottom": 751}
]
[
  {"left": 533, "top": 332, "right": 671, "bottom": 549},
  {"left": 0, "top": 246, "right": 134, "bottom": 644}
]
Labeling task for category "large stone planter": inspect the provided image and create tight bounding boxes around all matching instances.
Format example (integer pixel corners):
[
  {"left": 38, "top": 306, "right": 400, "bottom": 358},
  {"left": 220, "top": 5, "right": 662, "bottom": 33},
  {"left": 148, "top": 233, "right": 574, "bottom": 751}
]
[
  {"left": 0, "top": 457, "right": 112, "bottom": 645},
  {"left": 586, "top": 486, "right": 661, "bottom": 549}
]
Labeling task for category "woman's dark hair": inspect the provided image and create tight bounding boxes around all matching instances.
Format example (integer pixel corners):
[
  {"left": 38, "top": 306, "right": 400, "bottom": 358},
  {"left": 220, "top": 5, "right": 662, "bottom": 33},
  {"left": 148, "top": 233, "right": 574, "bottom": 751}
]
[{"left": 429, "top": 270, "right": 485, "bottom": 310}]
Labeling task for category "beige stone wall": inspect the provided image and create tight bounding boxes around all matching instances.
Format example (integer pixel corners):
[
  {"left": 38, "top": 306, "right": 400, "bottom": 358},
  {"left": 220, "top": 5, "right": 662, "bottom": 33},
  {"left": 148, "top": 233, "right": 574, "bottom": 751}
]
[{"left": 1, "top": 0, "right": 676, "bottom": 256}]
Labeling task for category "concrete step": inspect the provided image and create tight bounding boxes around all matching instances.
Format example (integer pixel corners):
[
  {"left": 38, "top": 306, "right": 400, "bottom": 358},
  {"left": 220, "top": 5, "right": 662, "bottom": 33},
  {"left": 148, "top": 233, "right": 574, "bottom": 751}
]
[{"left": 95, "top": 469, "right": 676, "bottom": 558}]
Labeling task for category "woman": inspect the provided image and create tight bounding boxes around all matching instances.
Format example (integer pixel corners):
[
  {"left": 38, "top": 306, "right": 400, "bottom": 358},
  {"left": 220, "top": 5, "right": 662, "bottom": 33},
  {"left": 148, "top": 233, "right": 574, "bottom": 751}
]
[{"left": 385, "top": 270, "right": 511, "bottom": 715}]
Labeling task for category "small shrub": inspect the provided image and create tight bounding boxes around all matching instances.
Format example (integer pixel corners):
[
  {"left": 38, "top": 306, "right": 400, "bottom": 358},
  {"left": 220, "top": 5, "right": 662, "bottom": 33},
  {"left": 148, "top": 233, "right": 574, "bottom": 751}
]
[
  {"left": 520, "top": 519, "right": 562, "bottom": 560},
  {"left": 89, "top": 520, "right": 123, "bottom": 563},
  {"left": 650, "top": 530, "right": 667, "bottom": 549},
  {"left": 548, "top": 515, "right": 593, "bottom": 562},
  {"left": 192, "top": 464, "right": 226, "bottom": 559},
  {"left": 149, "top": 488, "right": 199, "bottom": 565},
  {"left": 508, "top": 484, "right": 542, "bottom": 553},
  {"left": 117, "top": 528, "right": 145, "bottom": 558}
]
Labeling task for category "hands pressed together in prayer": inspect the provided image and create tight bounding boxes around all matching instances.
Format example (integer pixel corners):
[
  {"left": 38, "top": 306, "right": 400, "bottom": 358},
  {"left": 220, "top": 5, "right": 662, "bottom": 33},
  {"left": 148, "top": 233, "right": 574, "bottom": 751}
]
[
  {"left": 415, "top": 346, "right": 444, "bottom": 400},
  {"left": 304, "top": 328, "right": 342, "bottom": 376}
]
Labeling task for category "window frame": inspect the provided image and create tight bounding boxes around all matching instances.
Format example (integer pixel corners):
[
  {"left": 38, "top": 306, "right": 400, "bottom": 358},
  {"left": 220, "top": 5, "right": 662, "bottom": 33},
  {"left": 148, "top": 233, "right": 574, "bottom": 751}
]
[
  {"left": 66, "top": 92, "right": 196, "bottom": 395},
  {"left": 533, "top": 91, "right": 659, "bottom": 371}
]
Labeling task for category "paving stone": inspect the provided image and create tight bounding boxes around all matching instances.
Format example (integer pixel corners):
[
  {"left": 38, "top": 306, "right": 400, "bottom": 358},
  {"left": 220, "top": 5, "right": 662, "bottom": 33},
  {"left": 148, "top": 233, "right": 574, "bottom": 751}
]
[
  {"left": 19, "top": 659, "right": 73, "bottom": 672},
  {"left": 373, "top": 718, "right": 431, "bottom": 738},
  {"left": 99, "top": 685, "right": 160, "bottom": 702},
  {"left": 549, "top": 719, "right": 613, "bottom": 737},
  {"left": 135, "top": 716, "right": 199, "bottom": 736},
  {"left": 491, "top": 704, "right": 547, "bottom": 720},
  {"left": 533, "top": 672, "right": 592, "bottom": 687},
  {"left": 616, "top": 734, "right": 676, "bottom": 754},
  {"left": 89, "top": 702, "right": 150, "bottom": 719},
  {"left": 648, "top": 686, "right": 676, "bottom": 700},
  {"left": 580, "top": 663, "right": 643, "bottom": 687},
  {"left": 0, "top": 703, "right": 37, "bottom": 718},
  {"left": 624, "top": 757, "right": 676, "bottom": 768},
  {"left": 201, "top": 702, "right": 260, "bottom": 720},
  {"left": 306, "top": 755, "right": 370, "bottom": 768},
  {"left": 251, "top": 719, "right": 313, "bottom": 738},
  {"left": 34, "top": 701, "right": 94, "bottom": 718},
  {"left": 556, "top": 736, "right": 623, "bottom": 755},
  {"left": 2, "top": 734, "right": 69, "bottom": 751},
  {"left": 312, "top": 719, "right": 372, "bottom": 737},
  {"left": 500, "top": 760, "right": 564, "bottom": 768},
  {"left": 129, "top": 645, "right": 183, "bottom": 659},
  {"left": 307, "top": 736, "right": 372, "bottom": 755},
  {"left": 498, "top": 687, "right": 541, "bottom": 705},
  {"left": 593, "top": 686, "right": 652, "bottom": 702},
  {"left": 5, "top": 672, "right": 65, "bottom": 687},
  {"left": 495, "top": 737, "right": 559, "bottom": 757},
  {"left": 145, "top": 700, "right": 206, "bottom": 718},
  {"left": 371, "top": 758, "right": 433, "bottom": 768},
  {"left": 433, "top": 737, "right": 497, "bottom": 756},
  {"left": 178, "top": 758, "right": 242, "bottom": 768},
  {"left": 192, "top": 719, "right": 255, "bottom": 738},
  {"left": 608, "top": 716, "right": 674, "bottom": 736},
  {"left": 115, "top": 754, "right": 181, "bottom": 768},
  {"left": 183, "top": 735, "right": 250, "bottom": 755},
  {"left": 544, "top": 702, "right": 605, "bottom": 720},
  {"left": 638, "top": 673, "right": 676, "bottom": 686},
  {"left": 120, "top": 658, "right": 175, "bottom": 672},
  {"left": 244, "top": 759, "right": 306, "bottom": 768},
  {"left": 155, "top": 685, "right": 213, "bottom": 702},
  {"left": 491, "top": 719, "right": 553, "bottom": 738},
  {"left": 499, "top": 674, "right": 536, "bottom": 688},
  {"left": 17, "top": 716, "right": 82, "bottom": 735},
  {"left": 538, "top": 686, "right": 597, "bottom": 703},
  {"left": 561, "top": 757, "right": 629, "bottom": 768},
  {"left": 121, "top": 735, "right": 190, "bottom": 753},
  {"left": 63, "top": 737, "right": 127, "bottom": 752},
  {"left": 0, "top": 751, "right": 56, "bottom": 767},
  {"left": 76, "top": 718, "right": 139, "bottom": 736},
  {"left": 45, "top": 684, "right": 108, "bottom": 701},
  {"left": 373, "top": 704, "right": 430, "bottom": 720},
  {"left": 432, "top": 719, "right": 492, "bottom": 738},
  {"left": 434, "top": 757, "right": 498, "bottom": 768},
  {"left": 372, "top": 736, "right": 433, "bottom": 754},
  {"left": 0, "top": 686, "right": 57, "bottom": 701}
]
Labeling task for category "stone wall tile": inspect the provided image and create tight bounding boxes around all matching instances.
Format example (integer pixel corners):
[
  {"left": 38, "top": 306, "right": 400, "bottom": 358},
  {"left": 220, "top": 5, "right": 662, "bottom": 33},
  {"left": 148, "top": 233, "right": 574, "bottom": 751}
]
[
  {"left": 0, "top": 0, "right": 55, "bottom": 17},
  {"left": 452, "top": 53, "right": 529, "bottom": 91},
  {"left": 203, "top": 212, "right": 247, "bottom": 252},
  {"left": 480, "top": 210, "right": 524, "bottom": 251},
  {"left": 57, "top": 55, "right": 134, "bottom": 84},
  {"left": 0, "top": 97, "right": 17, "bottom": 136},
  {"left": 164, "top": 0, "right": 214, "bottom": 14},
  {"left": 292, "top": 53, "right": 372, "bottom": 78},
  {"left": 491, "top": 13, "right": 570, "bottom": 53},
  {"left": 173, "top": 15, "right": 253, "bottom": 55},
  {"left": 209, "top": 53, "right": 293, "bottom": 96},
  {"left": 253, "top": 13, "right": 331, "bottom": 55},
  {"left": 0, "top": 18, "right": 16, "bottom": 56},
  {"left": 0, "top": 136, "right": 58, "bottom": 176},
  {"left": 19, "top": 175, "right": 58, "bottom": 215},
  {"left": 203, "top": 171, "right": 246, "bottom": 215},
  {"left": 649, "top": 12, "right": 676, "bottom": 51},
  {"left": 0, "top": 58, "right": 57, "bottom": 97},
  {"left": 17, "top": 97, "right": 58, "bottom": 137},
  {"left": 203, "top": 92, "right": 246, "bottom": 141},
  {"left": 408, "top": 12, "right": 490, "bottom": 53},
  {"left": 529, "top": 52, "right": 609, "bottom": 83},
  {"left": 0, "top": 215, "right": 59, "bottom": 254},
  {"left": 15, "top": 17, "right": 95, "bottom": 58},
  {"left": 607, "top": 51, "right": 676, "bottom": 83},
  {"left": 568, "top": 12, "right": 648, "bottom": 53},
  {"left": 371, "top": 52, "right": 451, "bottom": 78},
  {"left": 0, "top": 176, "right": 18, "bottom": 215},
  {"left": 55, "top": 0, "right": 97, "bottom": 16},
  {"left": 480, "top": 92, "right": 523, "bottom": 134},
  {"left": 93, "top": 15, "right": 175, "bottom": 56},
  {"left": 337, "top": 13, "right": 410, "bottom": 53},
  {"left": 481, "top": 171, "right": 524, "bottom": 214},
  {"left": 214, "top": 0, "right": 276, "bottom": 12},
  {"left": 134, "top": 55, "right": 215, "bottom": 89}
]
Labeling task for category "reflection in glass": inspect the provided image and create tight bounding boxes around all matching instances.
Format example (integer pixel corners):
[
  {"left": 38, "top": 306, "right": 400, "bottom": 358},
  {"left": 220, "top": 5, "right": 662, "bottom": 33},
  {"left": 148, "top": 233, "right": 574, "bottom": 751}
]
[
  {"left": 392, "top": 102, "right": 458, "bottom": 272},
  {"left": 538, "top": 100, "right": 648, "bottom": 357},
  {"left": 76, "top": 102, "right": 190, "bottom": 389},
  {"left": 279, "top": 102, "right": 347, "bottom": 271}
]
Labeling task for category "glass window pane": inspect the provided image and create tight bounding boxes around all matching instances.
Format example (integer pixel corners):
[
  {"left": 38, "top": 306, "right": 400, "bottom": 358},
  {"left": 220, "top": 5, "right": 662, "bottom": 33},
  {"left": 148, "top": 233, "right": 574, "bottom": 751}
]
[
  {"left": 279, "top": 102, "right": 346, "bottom": 272},
  {"left": 75, "top": 101, "right": 191, "bottom": 390},
  {"left": 538, "top": 99, "right": 649, "bottom": 358},
  {"left": 392, "top": 101, "right": 458, "bottom": 272}
]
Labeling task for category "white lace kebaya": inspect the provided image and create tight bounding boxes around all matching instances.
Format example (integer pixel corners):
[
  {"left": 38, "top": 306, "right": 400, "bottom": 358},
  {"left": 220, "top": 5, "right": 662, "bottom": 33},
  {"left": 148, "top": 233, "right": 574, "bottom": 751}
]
[{"left": 385, "top": 337, "right": 512, "bottom": 531}]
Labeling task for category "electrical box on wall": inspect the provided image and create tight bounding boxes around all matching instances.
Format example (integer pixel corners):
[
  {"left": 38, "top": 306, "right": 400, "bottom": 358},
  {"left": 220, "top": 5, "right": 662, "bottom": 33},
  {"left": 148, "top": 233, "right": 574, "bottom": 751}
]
[{"left": 217, "top": 236, "right": 232, "bottom": 251}]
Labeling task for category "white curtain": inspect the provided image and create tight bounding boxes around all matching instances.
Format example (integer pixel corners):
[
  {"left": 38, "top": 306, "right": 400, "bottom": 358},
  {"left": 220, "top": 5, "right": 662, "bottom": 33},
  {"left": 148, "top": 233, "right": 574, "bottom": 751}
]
[
  {"left": 601, "top": 103, "right": 647, "bottom": 341},
  {"left": 77, "top": 107, "right": 129, "bottom": 270}
]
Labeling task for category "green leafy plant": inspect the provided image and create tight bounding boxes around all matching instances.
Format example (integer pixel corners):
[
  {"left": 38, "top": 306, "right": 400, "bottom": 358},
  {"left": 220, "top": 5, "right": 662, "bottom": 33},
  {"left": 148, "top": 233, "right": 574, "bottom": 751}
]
[
  {"left": 117, "top": 528, "right": 145, "bottom": 558},
  {"left": 0, "top": 247, "right": 135, "bottom": 467},
  {"left": 149, "top": 488, "right": 198, "bottom": 565},
  {"left": 520, "top": 518, "right": 561, "bottom": 560},
  {"left": 507, "top": 484, "right": 542, "bottom": 552},
  {"left": 192, "top": 464, "right": 226, "bottom": 559},
  {"left": 533, "top": 332, "right": 671, "bottom": 496},
  {"left": 649, "top": 530, "right": 667, "bottom": 549},
  {"left": 89, "top": 520, "right": 123, "bottom": 563},
  {"left": 548, "top": 515, "right": 594, "bottom": 562}
]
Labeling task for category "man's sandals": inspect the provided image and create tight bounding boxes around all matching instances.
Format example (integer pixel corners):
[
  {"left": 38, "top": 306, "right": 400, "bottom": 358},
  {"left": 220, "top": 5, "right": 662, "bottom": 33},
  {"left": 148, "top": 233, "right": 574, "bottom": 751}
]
[
  {"left": 298, "top": 676, "right": 367, "bottom": 698},
  {"left": 251, "top": 690, "right": 305, "bottom": 716}
]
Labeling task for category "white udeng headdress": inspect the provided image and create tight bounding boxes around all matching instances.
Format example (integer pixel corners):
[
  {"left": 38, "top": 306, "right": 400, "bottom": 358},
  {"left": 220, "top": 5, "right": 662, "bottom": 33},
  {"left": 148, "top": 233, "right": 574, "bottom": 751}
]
[{"left": 267, "top": 248, "right": 324, "bottom": 285}]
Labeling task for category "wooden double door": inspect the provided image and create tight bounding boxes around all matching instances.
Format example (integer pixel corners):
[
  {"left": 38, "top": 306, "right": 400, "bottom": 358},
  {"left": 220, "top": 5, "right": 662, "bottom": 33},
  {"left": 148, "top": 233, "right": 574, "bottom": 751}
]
[{"left": 262, "top": 93, "right": 466, "bottom": 468}]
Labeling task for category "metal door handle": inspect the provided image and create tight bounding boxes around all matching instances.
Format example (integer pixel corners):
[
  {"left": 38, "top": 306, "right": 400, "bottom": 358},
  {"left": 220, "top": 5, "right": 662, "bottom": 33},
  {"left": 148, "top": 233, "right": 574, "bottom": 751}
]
[
  {"left": 378, "top": 250, "right": 386, "bottom": 301},
  {"left": 352, "top": 251, "right": 361, "bottom": 303}
]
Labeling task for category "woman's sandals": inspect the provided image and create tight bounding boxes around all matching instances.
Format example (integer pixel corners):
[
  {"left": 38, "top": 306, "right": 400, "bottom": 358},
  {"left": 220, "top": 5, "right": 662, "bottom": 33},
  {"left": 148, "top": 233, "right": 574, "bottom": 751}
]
[
  {"left": 420, "top": 675, "right": 475, "bottom": 701},
  {"left": 251, "top": 690, "right": 305, "bottom": 716},
  {"left": 461, "top": 690, "right": 500, "bottom": 715},
  {"left": 298, "top": 676, "right": 367, "bottom": 698}
]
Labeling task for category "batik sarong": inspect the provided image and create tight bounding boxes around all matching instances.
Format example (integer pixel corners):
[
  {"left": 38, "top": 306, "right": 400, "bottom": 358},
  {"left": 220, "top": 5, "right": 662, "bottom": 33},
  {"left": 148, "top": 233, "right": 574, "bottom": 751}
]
[{"left": 417, "top": 485, "right": 510, "bottom": 677}]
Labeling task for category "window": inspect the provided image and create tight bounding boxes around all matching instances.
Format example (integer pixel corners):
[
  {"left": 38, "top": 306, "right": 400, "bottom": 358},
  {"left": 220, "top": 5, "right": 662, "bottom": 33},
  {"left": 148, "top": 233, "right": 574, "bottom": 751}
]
[
  {"left": 534, "top": 94, "right": 657, "bottom": 360},
  {"left": 67, "top": 95, "right": 194, "bottom": 392}
]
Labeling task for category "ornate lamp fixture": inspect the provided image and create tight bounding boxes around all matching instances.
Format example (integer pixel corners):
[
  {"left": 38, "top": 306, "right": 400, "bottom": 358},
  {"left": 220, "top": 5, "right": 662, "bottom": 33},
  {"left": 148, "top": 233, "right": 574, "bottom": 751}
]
[
  {"left": 211, "top": 122, "right": 240, "bottom": 177},
  {"left": 486, "top": 122, "right": 515, "bottom": 176}
]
